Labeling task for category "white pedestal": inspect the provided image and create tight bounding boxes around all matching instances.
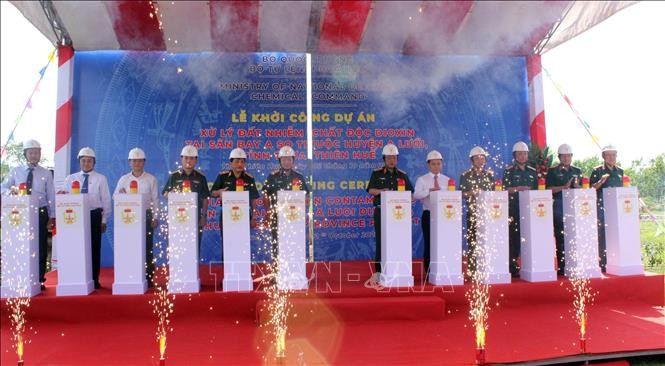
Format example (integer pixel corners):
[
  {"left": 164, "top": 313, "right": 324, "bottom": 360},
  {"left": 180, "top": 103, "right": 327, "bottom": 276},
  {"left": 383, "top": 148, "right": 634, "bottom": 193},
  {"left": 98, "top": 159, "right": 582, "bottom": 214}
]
[
  {"left": 429, "top": 190, "right": 463, "bottom": 285},
  {"left": 477, "top": 191, "right": 510, "bottom": 284},
  {"left": 276, "top": 191, "right": 308, "bottom": 290},
  {"left": 167, "top": 192, "right": 200, "bottom": 293},
  {"left": 603, "top": 187, "right": 644, "bottom": 276},
  {"left": 563, "top": 189, "right": 602, "bottom": 278},
  {"left": 380, "top": 191, "right": 414, "bottom": 287},
  {"left": 222, "top": 191, "right": 252, "bottom": 292},
  {"left": 55, "top": 194, "right": 94, "bottom": 296},
  {"left": 112, "top": 193, "right": 148, "bottom": 294},
  {"left": 1, "top": 195, "right": 41, "bottom": 298},
  {"left": 518, "top": 190, "right": 557, "bottom": 282}
]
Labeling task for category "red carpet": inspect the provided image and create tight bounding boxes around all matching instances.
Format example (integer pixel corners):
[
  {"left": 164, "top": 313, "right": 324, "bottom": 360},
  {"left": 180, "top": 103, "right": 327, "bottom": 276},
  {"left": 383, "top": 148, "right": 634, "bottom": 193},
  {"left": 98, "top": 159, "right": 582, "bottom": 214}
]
[{"left": 1, "top": 261, "right": 663, "bottom": 365}]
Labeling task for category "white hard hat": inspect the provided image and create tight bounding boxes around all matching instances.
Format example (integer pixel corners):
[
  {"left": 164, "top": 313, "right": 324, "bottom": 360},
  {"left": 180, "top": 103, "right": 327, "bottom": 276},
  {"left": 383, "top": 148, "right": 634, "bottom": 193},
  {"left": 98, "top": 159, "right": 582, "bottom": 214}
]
[
  {"left": 278, "top": 145, "right": 295, "bottom": 158},
  {"left": 77, "top": 147, "right": 96, "bottom": 159},
  {"left": 128, "top": 147, "right": 146, "bottom": 160},
  {"left": 512, "top": 141, "right": 529, "bottom": 153},
  {"left": 469, "top": 146, "right": 488, "bottom": 158},
  {"left": 382, "top": 143, "right": 399, "bottom": 156},
  {"left": 180, "top": 145, "right": 198, "bottom": 157},
  {"left": 229, "top": 148, "right": 247, "bottom": 160},
  {"left": 557, "top": 144, "right": 573, "bottom": 155},
  {"left": 426, "top": 150, "right": 443, "bottom": 162},
  {"left": 601, "top": 144, "right": 617, "bottom": 153},
  {"left": 23, "top": 139, "right": 41, "bottom": 150}
]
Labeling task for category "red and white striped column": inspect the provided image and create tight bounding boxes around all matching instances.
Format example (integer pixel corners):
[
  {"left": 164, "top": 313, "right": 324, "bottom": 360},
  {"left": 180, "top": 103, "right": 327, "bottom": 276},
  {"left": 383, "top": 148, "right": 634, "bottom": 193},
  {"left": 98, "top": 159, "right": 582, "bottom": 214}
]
[
  {"left": 527, "top": 54, "right": 547, "bottom": 148},
  {"left": 54, "top": 45, "right": 74, "bottom": 190}
]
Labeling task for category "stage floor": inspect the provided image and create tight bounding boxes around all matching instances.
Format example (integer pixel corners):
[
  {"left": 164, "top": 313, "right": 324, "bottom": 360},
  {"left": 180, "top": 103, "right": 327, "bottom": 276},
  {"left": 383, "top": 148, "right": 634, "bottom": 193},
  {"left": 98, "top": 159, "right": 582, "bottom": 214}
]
[{"left": 1, "top": 262, "right": 663, "bottom": 365}]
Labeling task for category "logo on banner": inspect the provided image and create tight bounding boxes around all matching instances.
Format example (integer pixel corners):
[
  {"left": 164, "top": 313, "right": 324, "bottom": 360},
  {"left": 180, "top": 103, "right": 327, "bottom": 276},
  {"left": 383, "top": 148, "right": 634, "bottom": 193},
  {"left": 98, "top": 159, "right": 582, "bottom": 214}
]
[
  {"left": 623, "top": 199, "right": 633, "bottom": 214},
  {"left": 9, "top": 208, "right": 22, "bottom": 227},
  {"left": 286, "top": 205, "right": 300, "bottom": 221},
  {"left": 231, "top": 205, "right": 243, "bottom": 221},
  {"left": 64, "top": 208, "right": 77, "bottom": 224},
  {"left": 579, "top": 200, "right": 591, "bottom": 216},
  {"left": 176, "top": 207, "right": 189, "bottom": 223},
  {"left": 121, "top": 208, "right": 136, "bottom": 224},
  {"left": 490, "top": 203, "right": 502, "bottom": 220},
  {"left": 444, "top": 204, "right": 457, "bottom": 220},
  {"left": 392, "top": 204, "right": 405, "bottom": 220},
  {"left": 535, "top": 203, "right": 547, "bottom": 217}
]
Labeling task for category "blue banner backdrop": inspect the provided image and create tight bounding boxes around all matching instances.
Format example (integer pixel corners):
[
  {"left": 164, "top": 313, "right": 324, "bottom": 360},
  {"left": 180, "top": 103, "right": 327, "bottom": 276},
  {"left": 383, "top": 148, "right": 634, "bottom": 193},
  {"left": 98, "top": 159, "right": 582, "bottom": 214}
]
[{"left": 70, "top": 51, "right": 529, "bottom": 266}]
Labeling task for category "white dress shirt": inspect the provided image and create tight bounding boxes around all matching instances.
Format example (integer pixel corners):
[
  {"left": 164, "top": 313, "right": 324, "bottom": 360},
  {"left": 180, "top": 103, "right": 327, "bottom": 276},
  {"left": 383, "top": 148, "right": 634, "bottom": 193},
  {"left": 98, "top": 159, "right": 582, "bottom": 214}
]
[
  {"left": 63, "top": 170, "right": 112, "bottom": 224},
  {"left": 1, "top": 164, "right": 56, "bottom": 218},
  {"left": 414, "top": 172, "right": 450, "bottom": 212},
  {"left": 114, "top": 171, "right": 159, "bottom": 213}
]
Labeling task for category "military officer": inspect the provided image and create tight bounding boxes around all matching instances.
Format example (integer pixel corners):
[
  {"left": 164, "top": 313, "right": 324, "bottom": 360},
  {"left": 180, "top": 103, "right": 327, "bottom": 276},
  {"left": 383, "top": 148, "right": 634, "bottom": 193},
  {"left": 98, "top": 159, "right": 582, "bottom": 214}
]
[
  {"left": 262, "top": 145, "right": 310, "bottom": 260},
  {"left": 459, "top": 146, "right": 495, "bottom": 275},
  {"left": 162, "top": 145, "right": 210, "bottom": 252},
  {"left": 545, "top": 143, "right": 582, "bottom": 275},
  {"left": 366, "top": 143, "right": 414, "bottom": 283},
  {"left": 502, "top": 141, "right": 538, "bottom": 277},
  {"left": 589, "top": 144, "right": 624, "bottom": 272}
]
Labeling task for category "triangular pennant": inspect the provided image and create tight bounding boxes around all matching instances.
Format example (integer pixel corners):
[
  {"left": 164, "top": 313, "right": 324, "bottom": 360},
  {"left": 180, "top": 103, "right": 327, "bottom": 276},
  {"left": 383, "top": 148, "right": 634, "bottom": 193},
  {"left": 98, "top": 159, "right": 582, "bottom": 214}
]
[{"left": 39, "top": 66, "right": 47, "bottom": 77}]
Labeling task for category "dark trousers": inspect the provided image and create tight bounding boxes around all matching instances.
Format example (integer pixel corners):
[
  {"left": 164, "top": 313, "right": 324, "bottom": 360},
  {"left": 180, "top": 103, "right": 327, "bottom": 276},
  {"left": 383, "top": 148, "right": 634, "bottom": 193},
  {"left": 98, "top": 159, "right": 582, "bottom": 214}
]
[
  {"left": 508, "top": 205, "right": 521, "bottom": 275},
  {"left": 553, "top": 199, "right": 566, "bottom": 273},
  {"left": 421, "top": 210, "right": 431, "bottom": 276},
  {"left": 269, "top": 212, "right": 279, "bottom": 262},
  {"left": 466, "top": 214, "right": 478, "bottom": 273},
  {"left": 146, "top": 210, "right": 154, "bottom": 283},
  {"left": 90, "top": 208, "right": 103, "bottom": 284},
  {"left": 597, "top": 203, "right": 607, "bottom": 271},
  {"left": 38, "top": 207, "right": 49, "bottom": 283},
  {"left": 373, "top": 206, "right": 382, "bottom": 273}
]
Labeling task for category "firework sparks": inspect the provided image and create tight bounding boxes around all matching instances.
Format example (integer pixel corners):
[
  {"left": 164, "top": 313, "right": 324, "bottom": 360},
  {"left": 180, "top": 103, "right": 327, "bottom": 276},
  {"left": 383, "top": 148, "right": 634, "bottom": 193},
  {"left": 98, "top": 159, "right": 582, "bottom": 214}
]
[
  {"left": 149, "top": 204, "right": 177, "bottom": 364},
  {"left": 562, "top": 190, "right": 599, "bottom": 354},
  {"left": 462, "top": 150, "right": 508, "bottom": 365},
  {"left": 2, "top": 201, "right": 38, "bottom": 365}
]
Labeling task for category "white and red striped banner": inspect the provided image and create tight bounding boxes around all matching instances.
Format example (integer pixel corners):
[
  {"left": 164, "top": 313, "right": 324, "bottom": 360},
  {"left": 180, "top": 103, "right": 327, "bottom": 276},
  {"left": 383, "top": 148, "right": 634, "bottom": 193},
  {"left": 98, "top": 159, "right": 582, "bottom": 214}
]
[
  {"left": 54, "top": 45, "right": 74, "bottom": 191},
  {"left": 527, "top": 54, "right": 547, "bottom": 147}
]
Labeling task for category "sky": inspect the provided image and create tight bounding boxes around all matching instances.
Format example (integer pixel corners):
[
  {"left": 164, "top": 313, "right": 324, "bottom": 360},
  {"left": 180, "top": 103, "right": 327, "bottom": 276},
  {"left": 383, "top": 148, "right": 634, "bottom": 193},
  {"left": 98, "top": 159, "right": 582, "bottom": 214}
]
[
  {"left": 1, "top": 1, "right": 664, "bottom": 167},
  {"left": 542, "top": 1, "right": 665, "bottom": 165}
]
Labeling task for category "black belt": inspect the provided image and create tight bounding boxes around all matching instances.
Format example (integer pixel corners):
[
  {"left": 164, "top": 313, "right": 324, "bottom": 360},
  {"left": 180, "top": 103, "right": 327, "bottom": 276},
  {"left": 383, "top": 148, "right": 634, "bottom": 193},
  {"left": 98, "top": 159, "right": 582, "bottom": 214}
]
[{"left": 91, "top": 208, "right": 103, "bottom": 213}]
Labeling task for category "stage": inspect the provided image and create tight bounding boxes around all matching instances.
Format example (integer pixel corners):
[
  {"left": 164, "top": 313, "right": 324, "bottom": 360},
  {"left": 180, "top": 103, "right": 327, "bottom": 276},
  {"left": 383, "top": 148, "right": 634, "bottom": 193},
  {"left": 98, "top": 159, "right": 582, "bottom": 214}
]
[{"left": 1, "top": 261, "right": 663, "bottom": 365}]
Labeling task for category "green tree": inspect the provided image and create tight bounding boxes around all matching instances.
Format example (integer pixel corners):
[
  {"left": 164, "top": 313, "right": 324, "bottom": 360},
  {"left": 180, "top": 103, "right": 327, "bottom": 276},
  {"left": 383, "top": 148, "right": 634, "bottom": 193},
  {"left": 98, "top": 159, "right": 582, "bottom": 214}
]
[
  {"left": 573, "top": 156, "right": 603, "bottom": 177},
  {"left": 0, "top": 142, "right": 25, "bottom": 181}
]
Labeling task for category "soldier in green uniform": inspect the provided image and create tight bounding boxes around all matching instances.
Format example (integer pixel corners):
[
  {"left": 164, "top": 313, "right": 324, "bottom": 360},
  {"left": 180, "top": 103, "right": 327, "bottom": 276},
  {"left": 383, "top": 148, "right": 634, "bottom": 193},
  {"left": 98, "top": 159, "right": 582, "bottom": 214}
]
[
  {"left": 502, "top": 141, "right": 538, "bottom": 277},
  {"left": 589, "top": 144, "right": 624, "bottom": 272},
  {"left": 211, "top": 147, "right": 260, "bottom": 228},
  {"left": 162, "top": 145, "right": 211, "bottom": 252},
  {"left": 366, "top": 143, "right": 414, "bottom": 283},
  {"left": 262, "top": 145, "right": 310, "bottom": 260},
  {"left": 211, "top": 148, "right": 260, "bottom": 268},
  {"left": 546, "top": 143, "right": 582, "bottom": 275},
  {"left": 459, "top": 146, "right": 495, "bottom": 274}
]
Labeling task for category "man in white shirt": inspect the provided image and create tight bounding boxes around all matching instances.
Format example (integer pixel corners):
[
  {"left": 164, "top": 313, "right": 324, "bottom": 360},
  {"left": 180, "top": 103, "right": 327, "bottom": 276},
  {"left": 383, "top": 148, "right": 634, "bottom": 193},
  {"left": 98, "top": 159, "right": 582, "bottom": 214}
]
[
  {"left": 114, "top": 148, "right": 159, "bottom": 285},
  {"left": 1, "top": 139, "right": 56, "bottom": 290},
  {"left": 413, "top": 150, "right": 449, "bottom": 278},
  {"left": 60, "top": 147, "right": 112, "bottom": 289}
]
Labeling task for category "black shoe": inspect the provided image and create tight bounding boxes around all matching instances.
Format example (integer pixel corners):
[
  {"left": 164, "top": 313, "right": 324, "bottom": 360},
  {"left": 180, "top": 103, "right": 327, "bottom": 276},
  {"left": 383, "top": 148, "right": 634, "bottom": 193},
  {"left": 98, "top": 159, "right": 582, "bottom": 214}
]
[
  {"left": 40, "top": 284, "right": 46, "bottom": 291},
  {"left": 557, "top": 269, "right": 565, "bottom": 276},
  {"left": 94, "top": 282, "right": 102, "bottom": 289}
]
